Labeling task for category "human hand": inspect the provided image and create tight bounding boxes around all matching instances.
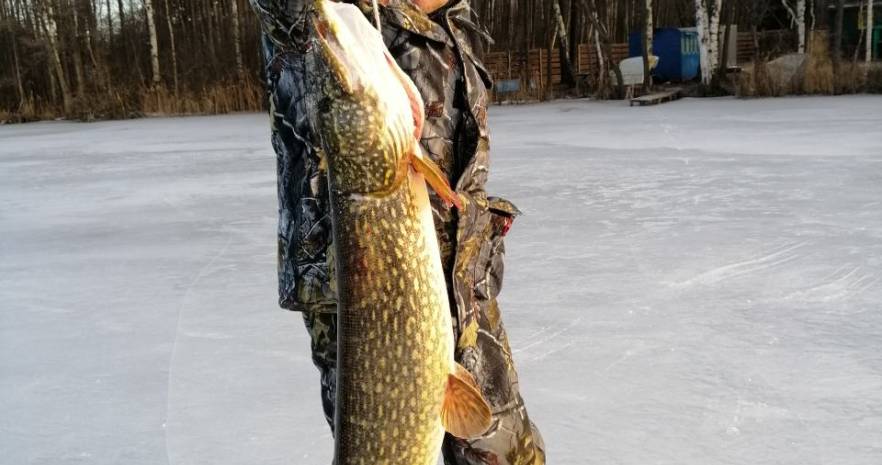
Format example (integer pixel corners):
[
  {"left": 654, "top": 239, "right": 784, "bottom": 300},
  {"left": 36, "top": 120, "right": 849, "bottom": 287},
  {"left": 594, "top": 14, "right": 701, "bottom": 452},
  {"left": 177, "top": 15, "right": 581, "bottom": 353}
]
[
  {"left": 411, "top": 0, "right": 447, "bottom": 13},
  {"left": 374, "top": 0, "right": 448, "bottom": 13}
]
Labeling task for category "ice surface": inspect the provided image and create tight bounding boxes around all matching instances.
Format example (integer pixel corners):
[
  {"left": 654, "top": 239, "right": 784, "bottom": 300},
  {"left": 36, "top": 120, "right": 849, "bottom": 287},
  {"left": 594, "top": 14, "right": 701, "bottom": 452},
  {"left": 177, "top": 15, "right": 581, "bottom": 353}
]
[{"left": 1, "top": 96, "right": 881, "bottom": 465}]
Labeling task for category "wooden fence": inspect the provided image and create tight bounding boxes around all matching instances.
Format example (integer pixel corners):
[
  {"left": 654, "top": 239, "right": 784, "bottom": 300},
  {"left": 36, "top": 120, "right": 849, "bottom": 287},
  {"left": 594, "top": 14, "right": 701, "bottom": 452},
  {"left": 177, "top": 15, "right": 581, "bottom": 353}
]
[
  {"left": 484, "top": 42, "right": 630, "bottom": 100},
  {"left": 736, "top": 29, "right": 799, "bottom": 63},
  {"left": 484, "top": 29, "right": 796, "bottom": 101}
]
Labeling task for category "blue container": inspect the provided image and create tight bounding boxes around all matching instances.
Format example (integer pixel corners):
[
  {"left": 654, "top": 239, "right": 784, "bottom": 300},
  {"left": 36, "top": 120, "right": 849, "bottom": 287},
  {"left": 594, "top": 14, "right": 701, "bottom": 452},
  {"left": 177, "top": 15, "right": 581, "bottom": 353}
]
[{"left": 629, "top": 28, "right": 700, "bottom": 82}]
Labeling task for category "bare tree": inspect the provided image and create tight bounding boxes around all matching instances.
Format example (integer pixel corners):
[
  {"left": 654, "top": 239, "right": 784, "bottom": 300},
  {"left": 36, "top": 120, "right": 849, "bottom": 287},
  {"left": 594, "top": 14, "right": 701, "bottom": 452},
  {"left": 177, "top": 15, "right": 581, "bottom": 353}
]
[
  {"left": 9, "top": 20, "right": 26, "bottom": 109},
  {"left": 643, "top": 0, "right": 653, "bottom": 87},
  {"left": 232, "top": 0, "right": 244, "bottom": 77},
  {"left": 144, "top": 0, "right": 160, "bottom": 86},
  {"left": 580, "top": 0, "right": 624, "bottom": 97},
  {"left": 797, "top": 0, "right": 806, "bottom": 54},
  {"left": 780, "top": 0, "right": 806, "bottom": 53},
  {"left": 833, "top": 0, "right": 844, "bottom": 72},
  {"left": 163, "top": 0, "right": 178, "bottom": 95},
  {"left": 866, "top": 0, "right": 874, "bottom": 63},
  {"left": 694, "top": 0, "right": 722, "bottom": 85},
  {"left": 71, "top": 0, "right": 87, "bottom": 97},
  {"left": 40, "top": 0, "right": 73, "bottom": 113},
  {"left": 552, "top": 0, "right": 576, "bottom": 87}
]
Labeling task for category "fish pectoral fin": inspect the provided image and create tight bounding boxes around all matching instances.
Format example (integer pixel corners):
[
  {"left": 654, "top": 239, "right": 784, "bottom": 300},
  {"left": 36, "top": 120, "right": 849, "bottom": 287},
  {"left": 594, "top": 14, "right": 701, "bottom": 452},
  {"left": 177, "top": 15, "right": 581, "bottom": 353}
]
[
  {"left": 441, "top": 363, "right": 492, "bottom": 439},
  {"left": 411, "top": 147, "right": 463, "bottom": 209}
]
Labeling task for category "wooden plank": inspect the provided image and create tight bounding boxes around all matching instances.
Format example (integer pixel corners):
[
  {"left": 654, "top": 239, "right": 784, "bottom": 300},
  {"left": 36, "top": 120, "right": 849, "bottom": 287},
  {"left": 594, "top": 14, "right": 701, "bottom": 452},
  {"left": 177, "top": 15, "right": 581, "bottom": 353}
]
[{"left": 630, "top": 88, "right": 682, "bottom": 106}]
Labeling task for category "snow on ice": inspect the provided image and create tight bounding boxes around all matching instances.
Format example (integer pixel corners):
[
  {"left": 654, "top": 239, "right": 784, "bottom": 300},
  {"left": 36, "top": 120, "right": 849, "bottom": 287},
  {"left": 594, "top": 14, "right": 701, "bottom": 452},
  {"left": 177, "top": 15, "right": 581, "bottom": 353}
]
[{"left": 1, "top": 96, "right": 881, "bottom": 465}]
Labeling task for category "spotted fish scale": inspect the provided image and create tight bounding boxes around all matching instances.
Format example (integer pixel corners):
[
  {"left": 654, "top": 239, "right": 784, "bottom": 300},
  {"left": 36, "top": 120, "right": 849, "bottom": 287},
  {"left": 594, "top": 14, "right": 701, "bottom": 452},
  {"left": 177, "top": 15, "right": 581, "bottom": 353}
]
[
  {"left": 301, "top": 1, "right": 487, "bottom": 464},
  {"left": 333, "top": 174, "right": 452, "bottom": 465}
]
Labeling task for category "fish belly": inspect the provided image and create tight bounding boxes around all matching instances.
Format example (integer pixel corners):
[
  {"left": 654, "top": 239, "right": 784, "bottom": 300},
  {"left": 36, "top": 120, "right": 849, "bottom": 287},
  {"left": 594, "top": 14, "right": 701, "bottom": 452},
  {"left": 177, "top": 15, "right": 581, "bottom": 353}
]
[{"left": 331, "top": 171, "right": 455, "bottom": 465}]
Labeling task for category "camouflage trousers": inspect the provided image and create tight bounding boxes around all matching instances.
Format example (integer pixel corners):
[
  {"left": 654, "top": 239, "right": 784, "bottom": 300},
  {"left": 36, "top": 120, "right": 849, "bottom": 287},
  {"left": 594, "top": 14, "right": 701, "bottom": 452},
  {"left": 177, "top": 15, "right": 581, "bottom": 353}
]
[{"left": 302, "top": 304, "right": 545, "bottom": 465}]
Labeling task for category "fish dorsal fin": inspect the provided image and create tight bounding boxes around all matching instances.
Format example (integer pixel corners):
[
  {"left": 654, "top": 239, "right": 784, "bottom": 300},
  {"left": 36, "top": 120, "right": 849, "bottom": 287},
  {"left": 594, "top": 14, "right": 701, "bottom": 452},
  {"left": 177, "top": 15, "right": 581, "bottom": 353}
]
[
  {"left": 441, "top": 363, "right": 492, "bottom": 439},
  {"left": 411, "top": 147, "right": 463, "bottom": 209}
]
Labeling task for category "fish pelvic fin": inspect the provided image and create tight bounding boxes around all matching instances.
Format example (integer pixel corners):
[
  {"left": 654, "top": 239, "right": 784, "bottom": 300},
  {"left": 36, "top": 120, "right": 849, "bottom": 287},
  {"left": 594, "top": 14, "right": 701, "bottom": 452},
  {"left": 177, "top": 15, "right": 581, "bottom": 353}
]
[
  {"left": 441, "top": 363, "right": 492, "bottom": 439},
  {"left": 411, "top": 146, "right": 463, "bottom": 209}
]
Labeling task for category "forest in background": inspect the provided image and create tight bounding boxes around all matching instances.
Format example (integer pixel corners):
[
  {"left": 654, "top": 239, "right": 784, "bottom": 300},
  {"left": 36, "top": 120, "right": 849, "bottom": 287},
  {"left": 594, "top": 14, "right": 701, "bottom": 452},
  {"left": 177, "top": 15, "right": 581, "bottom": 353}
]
[
  {"left": 1, "top": 0, "right": 264, "bottom": 121},
  {"left": 0, "top": 0, "right": 875, "bottom": 122}
]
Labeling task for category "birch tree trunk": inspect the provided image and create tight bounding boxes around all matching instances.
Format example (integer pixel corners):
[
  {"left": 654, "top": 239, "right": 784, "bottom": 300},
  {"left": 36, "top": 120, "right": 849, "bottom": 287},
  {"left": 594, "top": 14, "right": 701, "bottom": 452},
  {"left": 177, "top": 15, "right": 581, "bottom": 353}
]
[
  {"left": 808, "top": 0, "right": 816, "bottom": 53},
  {"left": 552, "top": 0, "right": 576, "bottom": 87},
  {"left": 645, "top": 0, "right": 653, "bottom": 55},
  {"left": 594, "top": 27, "right": 605, "bottom": 91},
  {"left": 144, "top": 0, "right": 161, "bottom": 87},
  {"left": 781, "top": 0, "right": 807, "bottom": 53},
  {"left": 643, "top": 0, "right": 653, "bottom": 87},
  {"left": 231, "top": 0, "right": 244, "bottom": 78},
  {"left": 694, "top": 0, "right": 722, "bottom": 85},
  {"left": 867, "top": 0, "right": 874, "bottom": 63},
  {"left": 797, "top": 0, "right": 806, "bottom": 53},
  {"left": 72, "top": 1, "right": 87, "bottom": 97},
  {"left": 40, "top": 0, "right": 73, "bottom": 113},
  {"left": 708, "top": 0, "right": 721, "bottom": 73},
  {"left": 105, "top": 0, "right": 113, "bottom": 41},
  {"left": 10, "top": 24, "right": 26, "bottom": 109},
  {"left": 581, "top": 0, "right": 623, "bottom": 97},
  {"left": 164, "top": 0, "right": 179, "bottom": 95},
  {"left": 694, "top": 0, "right": 711, "bottom": 84},
  {"left": 810, "top": 0, "right": 816, "bottom": 33},
  {"left": 83, "top": 10, "right": 111, "bottom": 96}
]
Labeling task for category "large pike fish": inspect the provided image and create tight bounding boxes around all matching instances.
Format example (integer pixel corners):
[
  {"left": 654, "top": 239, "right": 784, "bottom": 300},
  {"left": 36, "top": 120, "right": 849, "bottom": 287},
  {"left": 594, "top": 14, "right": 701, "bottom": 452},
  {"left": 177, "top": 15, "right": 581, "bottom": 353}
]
[{"left": 302, "top": 1, "right": 492, "bottom": 464}]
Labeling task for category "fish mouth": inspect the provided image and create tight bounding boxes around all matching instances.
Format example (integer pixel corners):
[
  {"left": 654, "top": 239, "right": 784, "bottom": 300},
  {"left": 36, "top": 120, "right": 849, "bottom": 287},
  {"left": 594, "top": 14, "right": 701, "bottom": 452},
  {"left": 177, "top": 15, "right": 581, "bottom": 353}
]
[
  {"left": 310, "top": 0, "right": 368, "bottom": 95},
  {"left": 310, "top": 0, "right": 425, "bottom": 139}
]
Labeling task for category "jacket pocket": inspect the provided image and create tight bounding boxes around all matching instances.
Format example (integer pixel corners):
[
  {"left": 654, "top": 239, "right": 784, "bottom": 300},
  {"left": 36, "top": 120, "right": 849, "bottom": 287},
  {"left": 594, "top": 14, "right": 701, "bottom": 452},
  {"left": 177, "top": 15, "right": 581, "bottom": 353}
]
[{"left": 473, "top": 197, "right": 521, "bottom": 302}]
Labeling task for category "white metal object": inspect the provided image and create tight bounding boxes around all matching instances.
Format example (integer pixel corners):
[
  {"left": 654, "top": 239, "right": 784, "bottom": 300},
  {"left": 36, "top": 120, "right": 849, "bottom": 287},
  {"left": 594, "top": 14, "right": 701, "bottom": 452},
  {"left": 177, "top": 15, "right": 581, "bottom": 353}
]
[{"left": 611, "top": 55, "right": 659, "bottom": 86}]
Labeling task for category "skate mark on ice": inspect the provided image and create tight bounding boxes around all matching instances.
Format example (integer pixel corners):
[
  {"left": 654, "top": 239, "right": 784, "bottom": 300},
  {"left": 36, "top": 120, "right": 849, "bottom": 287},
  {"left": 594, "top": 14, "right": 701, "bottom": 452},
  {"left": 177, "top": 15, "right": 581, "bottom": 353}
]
[
  {"left": 598, "top": 341, "right": 650, "bottom": 375},
  {"left": 516, "top": 324, "right": 554, "bottom": 348},
  {"left": 163, "top": 233, "right": 234, "bottom": 465},
  {"left": 513, "top": 316, "right": 584, "bottom": 355},
  {"left": 782, "top": 264, "right": 880, "bottom": 304},
  {"left": 671, "top": 241, "right": 810, "bottom": 288},
  {"left": 527, "top": 340, "right": 575, "bottom": 362}
]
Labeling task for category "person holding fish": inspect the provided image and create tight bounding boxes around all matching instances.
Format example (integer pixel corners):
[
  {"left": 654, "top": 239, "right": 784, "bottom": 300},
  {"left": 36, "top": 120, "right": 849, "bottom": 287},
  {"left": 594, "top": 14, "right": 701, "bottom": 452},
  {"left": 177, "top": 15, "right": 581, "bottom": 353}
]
[{"left": 249, "top": 0, "right": 545, "bottom": 464}]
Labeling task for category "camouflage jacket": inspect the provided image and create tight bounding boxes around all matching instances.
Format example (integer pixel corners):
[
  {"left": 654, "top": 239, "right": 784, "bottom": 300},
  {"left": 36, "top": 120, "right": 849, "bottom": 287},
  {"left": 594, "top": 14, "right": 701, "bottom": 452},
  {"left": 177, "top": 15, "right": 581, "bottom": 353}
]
[{"left": 252, "top": 0, "right": 519, "bottom": 336}]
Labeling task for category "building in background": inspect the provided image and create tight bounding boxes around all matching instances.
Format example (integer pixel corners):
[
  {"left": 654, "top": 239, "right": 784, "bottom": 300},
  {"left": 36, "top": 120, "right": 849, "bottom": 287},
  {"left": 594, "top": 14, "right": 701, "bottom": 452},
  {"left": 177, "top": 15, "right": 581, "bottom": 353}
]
[{"left": 829, "top": 0, "right": 882, "bottom": 59}]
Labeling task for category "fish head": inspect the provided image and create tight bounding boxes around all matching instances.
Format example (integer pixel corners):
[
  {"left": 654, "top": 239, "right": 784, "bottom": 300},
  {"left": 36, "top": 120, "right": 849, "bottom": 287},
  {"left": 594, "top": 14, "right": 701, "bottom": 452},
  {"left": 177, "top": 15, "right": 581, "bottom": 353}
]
[{"left": 306, "top": 0, "right": 425, "bottom": 197}]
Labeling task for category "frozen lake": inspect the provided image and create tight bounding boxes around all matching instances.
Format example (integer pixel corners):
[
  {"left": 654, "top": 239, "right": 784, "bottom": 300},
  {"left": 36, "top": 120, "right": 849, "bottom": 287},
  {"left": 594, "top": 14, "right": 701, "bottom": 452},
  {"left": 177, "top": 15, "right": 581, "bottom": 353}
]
[{"left": 2, "top": 96, "right": 881, "bottom": 465}]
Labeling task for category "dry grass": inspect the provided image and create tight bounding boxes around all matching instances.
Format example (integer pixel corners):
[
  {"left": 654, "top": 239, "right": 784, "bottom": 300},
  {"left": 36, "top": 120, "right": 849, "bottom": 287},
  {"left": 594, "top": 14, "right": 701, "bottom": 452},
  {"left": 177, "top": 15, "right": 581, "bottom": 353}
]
[
  {"left": 1, "top": 98, "right": 57, "bottom": 124},
  {"left": 2, "top": 77, "right": 265, "bottom": 123},
  {"left": 834, "top": 63, "right": 867, "bottom": 94},
  {"left": 867, "top": 65, "right": 882, "bottom": 93},
  {"left": 737, "top": 59, "right": 781, "bottom": 97},
  {"left": 802, "top": 38, "right": 835, "bottom": 95},
  {"left": 738, "top": 32, "right": 878, "bottom": 98},
  {"left": 141, "top": 77, "right": 264, "bottom": 116}
]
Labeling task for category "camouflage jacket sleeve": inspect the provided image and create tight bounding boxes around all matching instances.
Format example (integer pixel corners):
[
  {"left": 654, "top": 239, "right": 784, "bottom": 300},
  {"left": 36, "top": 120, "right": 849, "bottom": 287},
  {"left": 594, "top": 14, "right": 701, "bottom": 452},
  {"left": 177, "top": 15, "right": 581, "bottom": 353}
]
[
  {"left": 260, "top": 34, "right": 337, "bottom": 311},
  {"left": 249, "top": 0, "right": 312, "bottom": 49}
]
